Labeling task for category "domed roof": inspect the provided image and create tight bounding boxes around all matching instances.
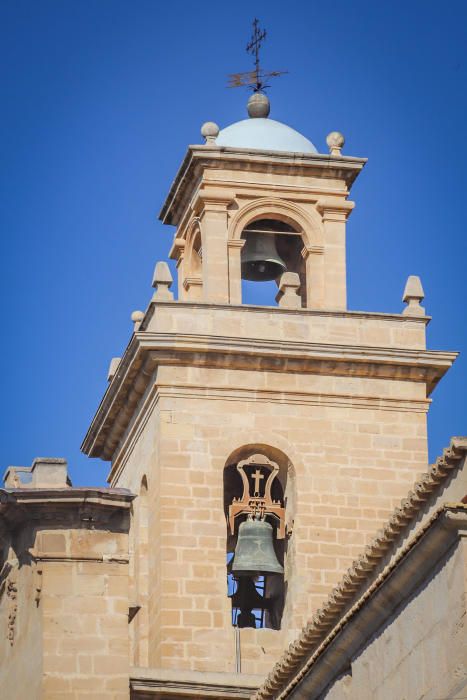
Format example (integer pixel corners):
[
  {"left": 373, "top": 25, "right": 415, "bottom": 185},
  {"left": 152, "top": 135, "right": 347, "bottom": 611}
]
[{"left": 216, "top": 117, "right": 317, "bottom": 154}]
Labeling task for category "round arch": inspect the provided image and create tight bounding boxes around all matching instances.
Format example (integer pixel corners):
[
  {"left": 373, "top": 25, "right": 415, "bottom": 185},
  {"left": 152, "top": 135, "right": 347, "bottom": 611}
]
[
  {"left": 222, "top": 439, "right": 297, "bottom": 536},
  {"left": 184, "top": 219, "right": 202, "bottom": 273},
  {"left": 228, "top": 197, "right": 323, "bottom": 249}
]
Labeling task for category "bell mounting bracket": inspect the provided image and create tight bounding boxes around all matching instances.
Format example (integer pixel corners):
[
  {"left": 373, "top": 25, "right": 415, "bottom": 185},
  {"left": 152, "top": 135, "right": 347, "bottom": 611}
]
[{"left": 228, "top": 454, "right": 286, "bottom": 539}]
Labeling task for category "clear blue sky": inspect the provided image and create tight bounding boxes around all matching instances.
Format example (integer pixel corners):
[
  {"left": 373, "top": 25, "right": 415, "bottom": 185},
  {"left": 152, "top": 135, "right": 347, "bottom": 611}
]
[{"left": 1, "top": 0, "right": 466, "bottom": 486}]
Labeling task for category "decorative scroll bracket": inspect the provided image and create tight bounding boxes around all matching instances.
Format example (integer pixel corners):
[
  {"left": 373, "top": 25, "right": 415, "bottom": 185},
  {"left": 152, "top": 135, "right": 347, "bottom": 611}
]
[{"left": 228, "top": 453, "right": 286, "bottom": 539}]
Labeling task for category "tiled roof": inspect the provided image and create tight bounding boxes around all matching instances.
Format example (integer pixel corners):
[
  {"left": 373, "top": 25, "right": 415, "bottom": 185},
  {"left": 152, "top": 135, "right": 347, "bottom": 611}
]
[{"left": 253, "top": 436, "right": 467, "bottom": 700}]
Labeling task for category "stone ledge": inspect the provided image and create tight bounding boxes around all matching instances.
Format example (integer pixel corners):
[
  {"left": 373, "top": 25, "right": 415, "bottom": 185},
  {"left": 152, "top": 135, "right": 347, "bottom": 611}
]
[
  {"left": 130, "top": 667, "right": 263, "bottom": 699},
  {"left": 141, "top": 299, "right": 431, "bottom": 326},
  {"left": 0, "top": 487, "right": 135, "bottom": 530},
  {"left": 81, "top": 333, "right": 456, "bottom": 460}
]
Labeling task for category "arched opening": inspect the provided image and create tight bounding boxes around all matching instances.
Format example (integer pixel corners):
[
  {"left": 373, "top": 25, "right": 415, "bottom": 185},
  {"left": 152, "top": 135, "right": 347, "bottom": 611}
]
[
  {"left": 181, "top": 225, "right": 203, "bottom": 300},
  {"left": 190, "top": 229, "right": 203, "bottom": 277},
  {"left": 223, "top": 446, "right": 294, "bottom": 630},
  {"left": 240, "top": 218, "right": 306, "bottom": 306}
]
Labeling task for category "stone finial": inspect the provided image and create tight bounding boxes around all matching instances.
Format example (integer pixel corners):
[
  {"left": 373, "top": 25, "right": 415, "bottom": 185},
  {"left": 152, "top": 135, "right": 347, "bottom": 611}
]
[
  {"left": 107, "top": 357, "right": 121, "bottom": 382},
  {"left": 247, "top": 92, "right": 270, "bottom": 118},
  {"left": 326, "top": 131, "right": 345, "bottom": 156},
  {"left": 131, "top": 310, "right": 145, "bottom": 331},
  {"left": 201, "top": 121, "right": 220, "bottom": 143},
  {"left": 152, "top": 261, "right": 174, "bottom": 302},
  {"left": 402, "top": 275, "right": 425, "bottom": 316},
  {"left": 275, "top": 272, "right": 302, "bottom": 309}
]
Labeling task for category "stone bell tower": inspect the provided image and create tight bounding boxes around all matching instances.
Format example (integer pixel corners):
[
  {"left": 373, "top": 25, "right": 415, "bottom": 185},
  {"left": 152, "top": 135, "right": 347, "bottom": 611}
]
[{"left": 82, "top": 91, "right": 455, "bottom": 696}]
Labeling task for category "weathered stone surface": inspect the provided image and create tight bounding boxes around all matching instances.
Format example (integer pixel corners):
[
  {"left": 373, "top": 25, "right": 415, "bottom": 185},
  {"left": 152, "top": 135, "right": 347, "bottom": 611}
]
[{"left": 0, "top": 482, "right": 134, "bottom": 698}]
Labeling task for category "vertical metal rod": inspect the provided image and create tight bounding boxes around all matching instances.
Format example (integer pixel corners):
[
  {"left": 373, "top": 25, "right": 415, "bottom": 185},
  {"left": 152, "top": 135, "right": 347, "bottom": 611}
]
[{"left": 235, "top": 626, "right": 241, "bottom": 673}]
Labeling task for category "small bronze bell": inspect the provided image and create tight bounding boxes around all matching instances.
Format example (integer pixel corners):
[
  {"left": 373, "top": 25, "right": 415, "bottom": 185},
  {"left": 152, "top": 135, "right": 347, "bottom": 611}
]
[
  {"left": 241, "top": 234, "right": 287, "bottom": 282},
  {"left": 232, "top": 518, "right": 284, "bottom": 577}
]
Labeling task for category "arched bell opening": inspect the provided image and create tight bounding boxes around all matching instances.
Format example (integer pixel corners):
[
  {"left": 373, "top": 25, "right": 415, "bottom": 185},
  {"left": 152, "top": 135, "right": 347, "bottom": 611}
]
[
  {"left": 182, "top": 226, "right": 203, "bottom": 300},
  {"left": 189, "top": 229, "right": 203, "bottom": 276},
  {"left": 240, "top": 218, "right": 307, "bottom": 306},
  {"left": 223, "top": 447, "right": 292, "bottom": 630}
]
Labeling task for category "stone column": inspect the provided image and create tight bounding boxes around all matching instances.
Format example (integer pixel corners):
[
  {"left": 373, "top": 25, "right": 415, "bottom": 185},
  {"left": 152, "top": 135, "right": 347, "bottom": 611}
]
[
  {"left": 198, "top": 195, "right": 232, "bottom": 304},
  {"left": 302, "top": 244, "right": 325, "bottom": 309},
  {"left": 169, "top": 238, "right": 186, "bottom": 301},
  {"left": 317, "top": 198, "right": 354, "bottom": 310},
  {"left": 227, "top": 239, "right": 245, "bottom": 305}
]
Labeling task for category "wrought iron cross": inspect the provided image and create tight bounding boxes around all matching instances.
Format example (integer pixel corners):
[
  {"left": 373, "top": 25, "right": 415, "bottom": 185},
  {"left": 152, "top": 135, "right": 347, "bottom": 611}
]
[
  {"left": 246, "top": 18, "right": 266, "bottom": 91},
  {"left": 227, "top": 19, "right": 287, "bottom": 92}
]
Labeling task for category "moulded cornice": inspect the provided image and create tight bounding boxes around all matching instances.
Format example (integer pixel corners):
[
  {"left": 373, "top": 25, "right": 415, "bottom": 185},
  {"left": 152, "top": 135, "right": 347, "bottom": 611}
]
[
  {"left": 80, "top": 321, "right": 456, "bottom": 461},
  {"left": 130, "top": 667, "right": 262, "bottom": 698},
  {"left": 0, "top": 487, "right": 134, "bottom": 531},
  {"left": 159, "top": 146, "right": 367, "bottom": 226}
]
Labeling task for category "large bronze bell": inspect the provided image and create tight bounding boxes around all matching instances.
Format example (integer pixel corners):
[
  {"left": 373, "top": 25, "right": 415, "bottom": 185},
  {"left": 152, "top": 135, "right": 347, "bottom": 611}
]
[
  {"left": 241, "top": 234, "right": 287, "bottom": 282},
  {"left": 232, "top": 518, "right": 284, "bottom": 577}
]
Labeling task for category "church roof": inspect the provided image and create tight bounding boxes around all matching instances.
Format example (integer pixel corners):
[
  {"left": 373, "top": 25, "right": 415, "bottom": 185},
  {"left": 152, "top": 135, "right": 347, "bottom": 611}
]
[{"left": 215, "top": 117, "right": 317, "bottom": 154}]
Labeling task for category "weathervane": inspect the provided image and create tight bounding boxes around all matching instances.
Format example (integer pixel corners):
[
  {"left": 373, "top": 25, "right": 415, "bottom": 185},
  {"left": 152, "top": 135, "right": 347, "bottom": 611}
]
[{"left": 228, "top": 19, "right": 287, "bottom": 93}]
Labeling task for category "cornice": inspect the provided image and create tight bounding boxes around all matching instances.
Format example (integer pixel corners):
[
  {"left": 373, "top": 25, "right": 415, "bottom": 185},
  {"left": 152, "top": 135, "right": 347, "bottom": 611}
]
[
  {"left": 130, "top": 667, "right": 262, "bottom": 698},
  {"left": 0, "top": 487, "right": 134, "bottom": 530},
  {"left": 159, "top": 146, "right": 367, "bottom": 226},
  {"left": 81, "top": 327, "right": 456, "bottom": 461},
  {"left": 254, "top": 437, "right": 467, "bottom": 699}
]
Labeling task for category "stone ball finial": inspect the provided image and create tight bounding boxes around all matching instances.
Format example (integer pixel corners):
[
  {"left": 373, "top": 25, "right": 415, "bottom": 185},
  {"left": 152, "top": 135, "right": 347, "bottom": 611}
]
[
  {"left": 247, "top": 92, "right": 270, "bottom": 119},
  {"left": 131, "top": 310, "right": 145, "bottom": 331},
  {"left": 201, "top": 121, "right": 220, "bottom": 143},
  {"left": 326, "top": 131, "right": 345, "bottom": 156}
]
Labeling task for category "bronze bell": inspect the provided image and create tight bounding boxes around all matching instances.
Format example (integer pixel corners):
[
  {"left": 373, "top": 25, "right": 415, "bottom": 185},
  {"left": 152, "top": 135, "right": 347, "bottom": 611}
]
[
  {"left": 241, "top": 234, "right": 286, "bottom": 282},
  {"left": 232, "top": 518, "right": 284, "bottom": 577}
]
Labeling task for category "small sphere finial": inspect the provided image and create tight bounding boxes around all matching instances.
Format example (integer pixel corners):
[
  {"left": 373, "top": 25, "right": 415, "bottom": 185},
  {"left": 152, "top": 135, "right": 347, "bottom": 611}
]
[
  {"left": 326, "top": 131, "right": 345, "bottom": 156},
  {"left": 201, "top": 121, "right": 220, "bottom": 143},
  {"left": 247, "top": 92, "right": 270, "bottom": 118},
  {"left": 131, "top": 310, "right": 145, "bottom": 331}
]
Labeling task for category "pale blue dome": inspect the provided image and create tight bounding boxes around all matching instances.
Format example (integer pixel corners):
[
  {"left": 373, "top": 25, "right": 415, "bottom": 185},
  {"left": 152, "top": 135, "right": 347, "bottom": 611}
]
[{"left": 216, "top": 118, "right": 317, "bottom": 154}]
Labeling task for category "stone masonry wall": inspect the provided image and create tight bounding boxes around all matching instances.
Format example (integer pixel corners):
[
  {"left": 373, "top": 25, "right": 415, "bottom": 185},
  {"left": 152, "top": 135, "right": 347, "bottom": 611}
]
[
  {"left": 115, "top": 362, "right": 428, "bottom": 677},
  {"left": 0, "top": 490, "right": 133, "bottom": 700},
  {"left": 39, "top": 525, "right": 130, "bottom": 699}
]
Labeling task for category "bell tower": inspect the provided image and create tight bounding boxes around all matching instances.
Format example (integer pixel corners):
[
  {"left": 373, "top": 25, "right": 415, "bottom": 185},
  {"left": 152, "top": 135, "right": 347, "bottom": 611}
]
[
  {"left": 82, "top": 90, "right": 455, "bottom": 695},
  {"left": 162, "top": 92, "right": 354, "bottom": 312}
]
